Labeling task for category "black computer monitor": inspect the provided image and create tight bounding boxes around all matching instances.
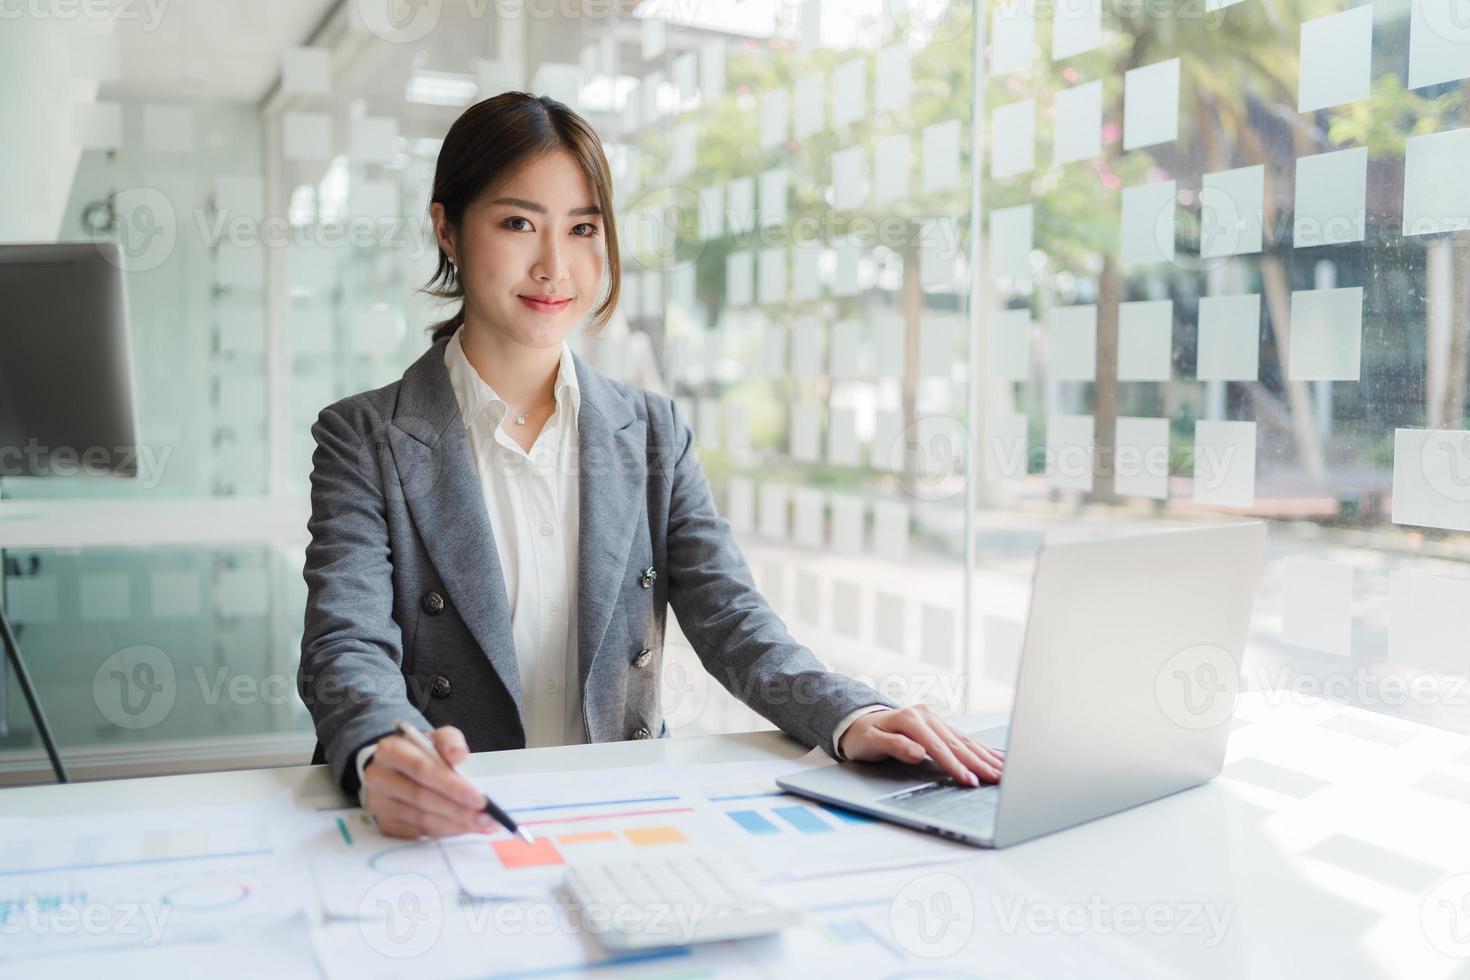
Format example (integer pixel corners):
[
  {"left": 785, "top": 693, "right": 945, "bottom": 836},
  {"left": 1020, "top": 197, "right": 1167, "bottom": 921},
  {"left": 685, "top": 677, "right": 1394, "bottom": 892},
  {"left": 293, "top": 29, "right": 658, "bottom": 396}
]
[{"left": 0, "top": 241, "right": 140, "bottom": 479}]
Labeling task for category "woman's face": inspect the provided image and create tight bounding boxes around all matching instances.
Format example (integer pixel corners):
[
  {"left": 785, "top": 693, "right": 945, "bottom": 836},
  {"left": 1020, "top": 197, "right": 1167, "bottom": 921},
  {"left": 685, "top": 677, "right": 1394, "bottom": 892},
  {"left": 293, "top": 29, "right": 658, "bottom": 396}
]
[{"left": 438, "top": 149, "right": 606, "bottom": 350}]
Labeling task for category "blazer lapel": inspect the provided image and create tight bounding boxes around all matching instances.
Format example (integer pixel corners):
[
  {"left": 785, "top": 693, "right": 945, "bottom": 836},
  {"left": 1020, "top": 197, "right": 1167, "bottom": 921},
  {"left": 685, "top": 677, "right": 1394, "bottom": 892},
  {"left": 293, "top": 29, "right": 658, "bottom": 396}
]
[
  {"left": 573, "top": 354, "right": 646, "bottom": 709},
  {"left": 387, "top": 339, "right": 525, "bottom": 734}
]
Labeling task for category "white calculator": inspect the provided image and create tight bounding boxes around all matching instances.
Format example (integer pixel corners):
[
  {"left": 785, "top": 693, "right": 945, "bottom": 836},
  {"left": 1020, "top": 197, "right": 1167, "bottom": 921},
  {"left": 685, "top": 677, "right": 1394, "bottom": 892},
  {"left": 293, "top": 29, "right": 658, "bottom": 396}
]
[{"left": 563, "top": 852, "right": 802, "bottom": 951}]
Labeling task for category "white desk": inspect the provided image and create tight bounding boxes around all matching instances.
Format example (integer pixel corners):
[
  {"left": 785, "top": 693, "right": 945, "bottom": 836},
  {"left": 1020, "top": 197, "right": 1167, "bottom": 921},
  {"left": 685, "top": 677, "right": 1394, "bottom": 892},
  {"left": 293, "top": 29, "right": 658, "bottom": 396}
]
[{"left": 6, "top": 694, "right": 1470, "bottom": 979}]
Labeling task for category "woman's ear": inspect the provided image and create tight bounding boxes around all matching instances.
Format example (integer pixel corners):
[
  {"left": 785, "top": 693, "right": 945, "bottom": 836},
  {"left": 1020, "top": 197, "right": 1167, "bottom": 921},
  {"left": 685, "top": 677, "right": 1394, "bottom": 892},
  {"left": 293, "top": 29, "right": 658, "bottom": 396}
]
[{"left": 429, "top": 202, "right": 456, "bottom": 266}]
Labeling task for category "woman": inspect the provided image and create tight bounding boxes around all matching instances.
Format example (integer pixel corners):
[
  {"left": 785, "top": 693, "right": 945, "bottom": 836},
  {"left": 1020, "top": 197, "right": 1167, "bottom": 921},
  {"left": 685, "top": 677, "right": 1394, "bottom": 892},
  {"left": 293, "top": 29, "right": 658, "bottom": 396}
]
[{"left": 297, "top": 92, "right": 1003, "bottom": 839}]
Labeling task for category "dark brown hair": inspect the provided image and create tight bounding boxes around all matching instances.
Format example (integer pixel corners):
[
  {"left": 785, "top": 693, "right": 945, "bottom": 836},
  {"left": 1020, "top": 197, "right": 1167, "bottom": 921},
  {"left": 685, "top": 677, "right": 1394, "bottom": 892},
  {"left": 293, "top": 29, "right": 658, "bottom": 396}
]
[{"left": 422, "top": 92, "right": 621, "bottom": 342}]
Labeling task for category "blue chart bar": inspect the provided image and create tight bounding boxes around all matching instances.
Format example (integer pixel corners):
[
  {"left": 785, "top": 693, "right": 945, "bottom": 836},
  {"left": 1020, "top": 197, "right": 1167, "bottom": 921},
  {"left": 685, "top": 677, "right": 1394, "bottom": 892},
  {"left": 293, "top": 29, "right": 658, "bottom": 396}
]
[
  {"left": 818, "top": 803, "right": 876, "bottom": 825},
  {"left": 772, "top": 805, "right": 834, "bottom": 834},
  {"left": 726, "top": 810, "right": 780, "bottom": 835}
]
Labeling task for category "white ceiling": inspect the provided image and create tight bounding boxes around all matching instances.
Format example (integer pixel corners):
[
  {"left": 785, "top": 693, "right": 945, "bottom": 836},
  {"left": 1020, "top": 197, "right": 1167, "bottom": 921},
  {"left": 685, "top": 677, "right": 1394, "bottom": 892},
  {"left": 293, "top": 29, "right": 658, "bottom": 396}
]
[{"left": 99, "top": 0, "right": 338, "bottom": 105}]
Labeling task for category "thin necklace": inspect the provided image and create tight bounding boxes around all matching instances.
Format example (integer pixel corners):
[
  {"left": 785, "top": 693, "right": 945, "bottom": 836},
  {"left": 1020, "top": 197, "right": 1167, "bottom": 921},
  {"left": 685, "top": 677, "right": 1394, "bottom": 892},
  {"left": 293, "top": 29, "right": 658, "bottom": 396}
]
[{"left": 510, "top": 395, "right": 553, "bottom": 426}]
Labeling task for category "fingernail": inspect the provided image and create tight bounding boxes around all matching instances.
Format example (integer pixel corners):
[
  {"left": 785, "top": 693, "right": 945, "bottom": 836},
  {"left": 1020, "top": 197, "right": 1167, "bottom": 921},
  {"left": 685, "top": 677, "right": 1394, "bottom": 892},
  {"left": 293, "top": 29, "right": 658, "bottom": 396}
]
[
  {"left": 477, "top": 813, "right": 494, "bottom": 827},
  {"left": 968, "top": 772, "right": 980, "bottom": 786}
]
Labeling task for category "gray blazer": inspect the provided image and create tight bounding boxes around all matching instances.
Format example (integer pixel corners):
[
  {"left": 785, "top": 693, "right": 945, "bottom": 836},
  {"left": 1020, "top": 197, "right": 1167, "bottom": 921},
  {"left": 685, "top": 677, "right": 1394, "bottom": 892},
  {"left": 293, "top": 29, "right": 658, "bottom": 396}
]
[{"left": 298, "top": 336, "right": 897, "bottom": 794}]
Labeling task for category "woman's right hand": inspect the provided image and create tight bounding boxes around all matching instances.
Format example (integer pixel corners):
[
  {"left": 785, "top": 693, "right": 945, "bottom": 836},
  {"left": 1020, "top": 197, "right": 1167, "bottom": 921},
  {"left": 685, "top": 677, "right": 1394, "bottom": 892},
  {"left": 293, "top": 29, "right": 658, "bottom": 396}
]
[{"left": 361, "top": 725, "right": 495, "bottom": 839}]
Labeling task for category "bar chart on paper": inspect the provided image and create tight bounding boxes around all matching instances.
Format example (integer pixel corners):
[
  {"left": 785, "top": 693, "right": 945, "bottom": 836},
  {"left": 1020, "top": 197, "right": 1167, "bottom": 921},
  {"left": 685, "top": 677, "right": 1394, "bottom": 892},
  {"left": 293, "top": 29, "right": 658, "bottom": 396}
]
[{"left": 0, "top": 793, "right": 304, "bottom": 958}]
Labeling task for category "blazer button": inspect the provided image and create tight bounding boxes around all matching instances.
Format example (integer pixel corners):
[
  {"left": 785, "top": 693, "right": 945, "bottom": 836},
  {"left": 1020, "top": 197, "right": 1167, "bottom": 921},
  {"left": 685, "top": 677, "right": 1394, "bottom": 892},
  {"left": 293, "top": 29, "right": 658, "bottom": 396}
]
[
  {"left": 431, "top": 675, "right": 452, "bottom": 698},
  {"left": 633, "top": 648, "right": 653, "bottom": 669},
  {"left": 640, "top": 566, "right": 657, "bottom": 589},
  {"left": 422, "top": 591, "right": 446, "bottom": 615},
  {"left": 632, "top": 726, "right": 652, "bottom": 740}
]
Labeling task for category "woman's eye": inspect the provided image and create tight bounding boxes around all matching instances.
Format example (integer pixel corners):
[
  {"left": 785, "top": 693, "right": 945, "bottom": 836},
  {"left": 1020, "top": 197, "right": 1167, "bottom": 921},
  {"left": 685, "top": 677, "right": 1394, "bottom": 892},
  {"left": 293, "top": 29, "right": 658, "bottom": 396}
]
[
  {"left": 573, "top": 223, "right": 598, "bottom": 237},
  {"left": 505, "top": 217, "right": 532, "bottom": 231}
]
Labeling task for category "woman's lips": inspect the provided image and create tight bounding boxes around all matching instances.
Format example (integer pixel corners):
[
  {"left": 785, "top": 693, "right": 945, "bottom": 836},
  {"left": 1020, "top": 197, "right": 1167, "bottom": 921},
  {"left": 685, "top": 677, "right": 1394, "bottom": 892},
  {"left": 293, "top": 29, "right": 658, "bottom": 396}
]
[{"left": 519, "top": 295, "right": 571, "bottom": 313}]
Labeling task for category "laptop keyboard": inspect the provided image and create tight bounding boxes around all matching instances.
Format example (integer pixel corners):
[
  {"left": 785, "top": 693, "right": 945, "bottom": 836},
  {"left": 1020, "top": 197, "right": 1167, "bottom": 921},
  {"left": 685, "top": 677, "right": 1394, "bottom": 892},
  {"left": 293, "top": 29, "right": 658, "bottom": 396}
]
[{"left": 883, "top": 779, "right": 1000, "bottom": 831}]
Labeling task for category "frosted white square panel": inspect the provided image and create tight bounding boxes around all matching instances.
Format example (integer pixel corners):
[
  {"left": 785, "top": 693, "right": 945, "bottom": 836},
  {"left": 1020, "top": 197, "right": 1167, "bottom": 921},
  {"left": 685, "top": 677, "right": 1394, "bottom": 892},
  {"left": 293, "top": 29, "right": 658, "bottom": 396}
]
[
  {"left": 1053, "top": 80, "right": 1102, "bottom": 165},
  {"left": 1047, "top": 414, "right": 1094, "bottom": 492},
  {"left": 1299, "top": 5, "right": 1373, "bottom": 112},
  {"left": 726, "top": 251, "right": 753, "bottom": 306},
  {"left": 758, "top": 483, "right": 790, "bottom": 539},
  {"left": 759, "top": 87, "right": 789, "bottom": 148},
  {"left": 989, "top": 203, "right": 1034, "bottom": 283},
  {"left": 984, "top": 413, "right": 1028, "bottom": 483},
  {"left": 1053, "top": 0, "right": 1102, "bottom": 59},
  {"left": 1193, "top": 420, "right": 1257, "bottom": 508},
  {"left": 757, "top": 247, "right": 787, "bottom": 305},
  {"left": 988, "top": 309, "right": 1032, "bottom": 381},
  {"left": 727, "top": 176, "right": 755, "bottom": 234},
  {"left": 833, "top": 58, "right": 867, "bottom": 126},
  {"left": 151, "top": 570, "right": 202, "bottom": 620},
  {"left": 80, "top": 573, "right": 129, "bottom": 622},
  {"left": 1196, "top": 293, "right": 1261, "bottom": 381},
  {"left": 922, "top": 118, "right": 961, "bottom": 192},
  {"left": 283, "top": 111, "right": 332, "bottom": 161},
  {"left": 791, "top": 320, "right": 823, "bottom": 378},
  {"left": 795, "top": 73, "right": 824, "bottom": 137},
  {"left": 1117, "top": 299, "right": 1173, "bottom": 381},
  {"left": 793, "top": 488, "right": 825, "bottom": 548},
  {"left": 1410, "top": 0, "right": 1470, "bottom": 89},
  {"left": 350, "top": 115, "right": 398, "bottom": 163},
  {"left": 143, "top": 104, "right": 193, "bottom": 154},
  {"left": 701, "top": 39, "right": 726, "bottom": 96},
  {"left": 1403, "top": 127, "right": 1470, "bottom": 236},
  {"left": 874, "top": 134, "right": 910, "bottom": 204},
  {"left": 219, "top": 567, "right": 269, "bottom": 617},
  {"left": 792, "top": 245, "right": 821, "bottom": 301},
  {"left": 77, "top": 101, "right": 122, "bottom": 150},
  {"left": 727, "top": 477, "right": 755, "bottom": 533},
  {"left": 831, "top": 319, "right": 861, "bottom": 378},
  {"left": 1283, "top": 557, "right": 1354, "bottom": 656},
  {"left": 283, "top": 46, "right": 331, "bottom": 95},
  {"left": 1114, "top": 417, "right": 1170, "bottom": 500},
  {"left": 1200, "top": 165, "right": 1264, "bottom": 257},
  {"left": 1389, "top": 571, "right": 1470, "bottom": 673},
  {"left": 873, "top": 501, "right": 910, "bottom": 563},
  {"left": 875, "top": 592, "right": 906, "bottom": 654},
  {"left": 1123, "top": 58, "right": 1179, "bottom": 150},
  {"left": 1289, "top": 286, "right": 1363, "bottom": 381},
  {"left": 990, "top": 99, "right": 1035, "bottom": 179},
  {"left": 1391, "top": 428, "right": 1470, "bottom": 532},
  {"left": 875, "top": 42, "right": 911, "bottom": 113},
  {"left": 831, "top": 496, "right": 865, "bottom": 554},
  {"left": 990, "top": 0, "right": 1036, "bottom": 77},
  {"left": 832, "top": 146, "right": 866, "bottom": 210},
  {"left": 791, "top": 402, "right": 821, "bottom": 462},
  {"left": 828, "top": 408, "right": 859, "bottom": 465},
  {"left": 1048, "top": 304, "right": 1097, "bottom": 381},
  {"left": 1294, "top": 147, "right": 1367, "bottom": 246},
  {"left": 1121, "top": 180, "right": 1177, "bottom": 265},
  {"left": 870, "top": 410, "right": 902, "bottom": 470}
]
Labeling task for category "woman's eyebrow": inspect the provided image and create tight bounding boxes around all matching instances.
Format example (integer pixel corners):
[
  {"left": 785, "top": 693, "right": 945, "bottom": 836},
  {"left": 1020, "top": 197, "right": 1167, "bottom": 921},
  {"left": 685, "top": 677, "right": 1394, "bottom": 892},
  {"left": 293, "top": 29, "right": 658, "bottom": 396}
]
[{"left": 491, "top": 196, "right": 602, "bottom": 217}]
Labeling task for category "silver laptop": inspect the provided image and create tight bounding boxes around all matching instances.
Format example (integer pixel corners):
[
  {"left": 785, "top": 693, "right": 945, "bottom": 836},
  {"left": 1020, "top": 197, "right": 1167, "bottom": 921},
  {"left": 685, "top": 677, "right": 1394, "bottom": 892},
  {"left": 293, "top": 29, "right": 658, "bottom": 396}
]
[{"left": 778, "top": 522, "right": 1267, "bottom": 848}]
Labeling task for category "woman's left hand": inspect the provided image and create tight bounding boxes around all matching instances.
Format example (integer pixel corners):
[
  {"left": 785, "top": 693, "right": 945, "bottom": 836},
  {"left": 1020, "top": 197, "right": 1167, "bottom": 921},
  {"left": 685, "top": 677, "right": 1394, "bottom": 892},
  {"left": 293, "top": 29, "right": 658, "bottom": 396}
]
[{"left": 837, "top": 704, "right": 1005, "bottom": 786}]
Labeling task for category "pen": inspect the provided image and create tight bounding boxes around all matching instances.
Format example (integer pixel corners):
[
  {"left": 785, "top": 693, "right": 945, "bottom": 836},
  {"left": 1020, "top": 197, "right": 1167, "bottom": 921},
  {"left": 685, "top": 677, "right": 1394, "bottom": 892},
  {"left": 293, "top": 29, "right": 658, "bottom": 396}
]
[{"left": 393, "top": 721, "right": 535, "bottom": 844}]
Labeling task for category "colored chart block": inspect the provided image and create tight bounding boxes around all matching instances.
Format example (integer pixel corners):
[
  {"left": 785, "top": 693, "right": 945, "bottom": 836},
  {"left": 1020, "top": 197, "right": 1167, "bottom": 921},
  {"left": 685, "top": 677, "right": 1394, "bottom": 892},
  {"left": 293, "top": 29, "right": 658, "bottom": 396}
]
[
  {"left": 493, "top": 836, "right": 564, "bottom": 869},
  {"left": 623, "top": 826, "right": 687, "bottom": 846},
  {"left": 773, "top": 805, "right": 834, "bottom": 834},
  {"left": 818, "top": 804, "right": 876, "bottom": 825},
  {"left": 557, "top": 831, "right": 618, "bottom": 845},
  {"left": 726, "top": 810, "right": 780, "bottom": 835}
]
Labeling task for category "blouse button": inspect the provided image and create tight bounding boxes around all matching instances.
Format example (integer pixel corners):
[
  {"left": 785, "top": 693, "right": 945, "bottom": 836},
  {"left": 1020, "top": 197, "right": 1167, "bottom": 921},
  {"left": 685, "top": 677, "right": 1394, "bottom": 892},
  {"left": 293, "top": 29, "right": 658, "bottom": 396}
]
[
  {"left": 632, "top": 727, "right": 652, "bottom": 740},
  {"left": 422, "top": 591, "right": 445, "bottom": 615},
  {"left": 431, "top": 675, "right": 452, "bottom": 699},
  {"left": 640, "top": 566, "right": 657, "bottom": 589},
  {"left": 633, "top": 649, "right": 653, "bottom": 669}
]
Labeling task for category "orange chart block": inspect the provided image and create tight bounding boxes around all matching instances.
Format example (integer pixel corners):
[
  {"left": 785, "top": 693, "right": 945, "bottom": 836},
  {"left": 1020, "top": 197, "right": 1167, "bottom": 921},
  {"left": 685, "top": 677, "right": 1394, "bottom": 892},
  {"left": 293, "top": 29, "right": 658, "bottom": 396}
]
[
  {"left": 493, "top": 836, "right": 565, "bottom": 869},
  {"left": 557, "top": 831, "right": 618, "bottom": 845},
  {"left": 623, "top": 826, "right": 687, "bottom": 846}
]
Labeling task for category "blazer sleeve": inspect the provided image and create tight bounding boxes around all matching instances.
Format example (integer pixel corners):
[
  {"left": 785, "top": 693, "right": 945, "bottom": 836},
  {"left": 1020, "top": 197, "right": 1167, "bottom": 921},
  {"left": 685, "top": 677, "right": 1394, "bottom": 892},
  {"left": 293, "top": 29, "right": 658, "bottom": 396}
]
[
  {"left": 298, "top": 405, "right": 429, "bottom": 795},
  {"left": 659, "top": 398, "right": 899, "bottom": 759}
]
